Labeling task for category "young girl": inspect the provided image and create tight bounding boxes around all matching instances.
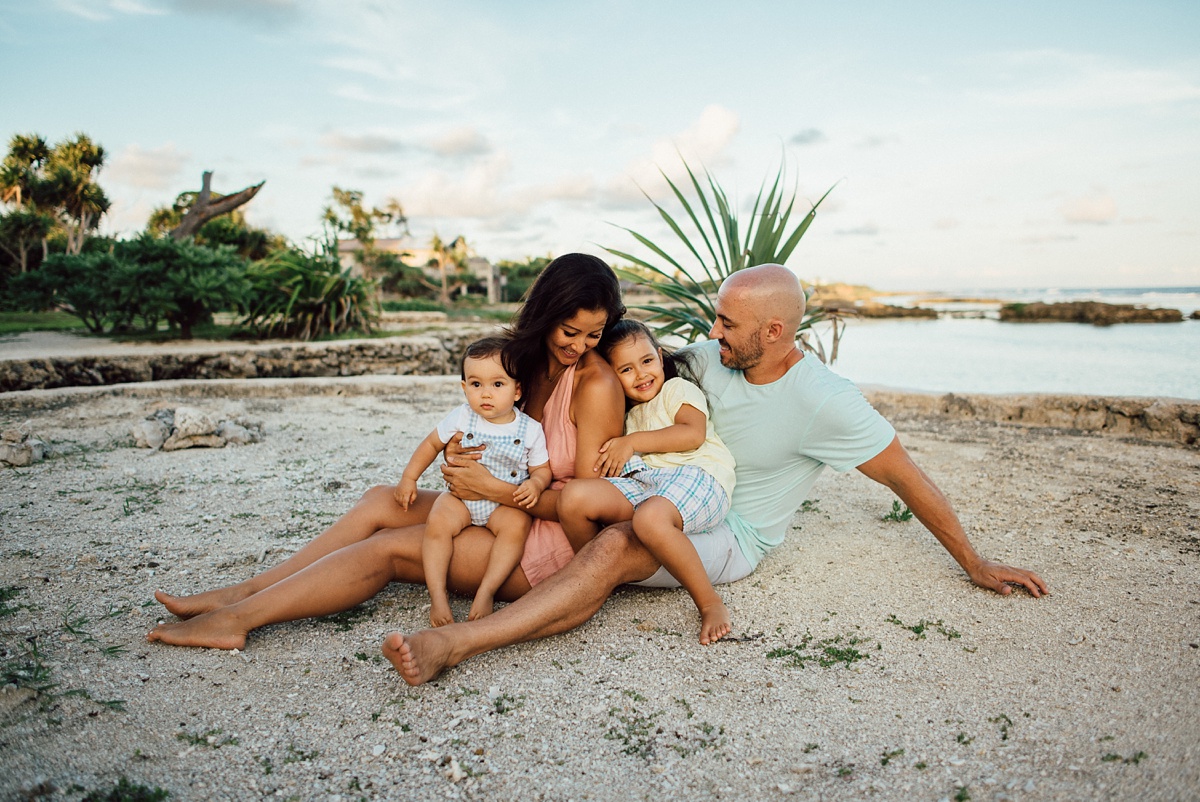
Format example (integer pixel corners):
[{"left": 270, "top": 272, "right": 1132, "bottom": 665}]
[
  {"left": 396, "top": 336, "right": 552, "bottom": 626},
  {"left": 559, "top": 320, "right": 736, "bottom": 644}
]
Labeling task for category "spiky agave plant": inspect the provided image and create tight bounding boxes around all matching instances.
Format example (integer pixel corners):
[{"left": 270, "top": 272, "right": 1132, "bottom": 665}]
[{"left": 604, "top": 157, "right": 846, "bottom": 362}]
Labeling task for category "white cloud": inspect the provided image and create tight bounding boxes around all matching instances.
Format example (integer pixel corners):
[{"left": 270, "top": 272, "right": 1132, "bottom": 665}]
[
  {"left": 428, "top": 127, "right": 491, "bottom": 158},
  {"left": 52, "top": 1, "right": 111, "bottom": 21},
  {"left": 106, "top": 143, "right": 189, "bottom": 190},
  {"left": 601, "top": 104, "right": 741, "bottom": 205},
  {"left": 1061, "top": 191, "right": 1117, "bottom": 225},
  {"left": 982, "top": 49, "right": 1200, "bottom": 109},
  {"left": 169, "top": 0, "right": 300, "bottom": 25},
  {"left": 320, "top": 131, "right": 405, "bottom": 154},
  {"left": 835, "top": 223, "right": 881, "bottom": 237},
  {"left": 791, "top": 128, "right": 826, "bottom": 146}
]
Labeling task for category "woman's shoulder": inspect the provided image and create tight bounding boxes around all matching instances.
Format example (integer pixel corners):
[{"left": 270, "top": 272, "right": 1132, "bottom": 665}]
[{"left": 572, "top": 351, "right": 623, "bottom": 401}]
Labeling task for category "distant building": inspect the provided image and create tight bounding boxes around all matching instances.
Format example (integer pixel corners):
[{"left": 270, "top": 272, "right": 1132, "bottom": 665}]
[{"left": 337, "top": 237, "right": 498, "bottom": 301}]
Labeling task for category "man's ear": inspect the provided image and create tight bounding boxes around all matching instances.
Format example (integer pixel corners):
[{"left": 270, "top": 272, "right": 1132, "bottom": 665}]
[{"left": 764, "top": 318, "right": 786, "bottom": 344}]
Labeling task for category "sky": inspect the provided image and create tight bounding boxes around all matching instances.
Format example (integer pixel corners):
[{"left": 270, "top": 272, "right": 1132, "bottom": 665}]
[{"left": 3, "top": 0, "right": 1199, "bottom": 291}]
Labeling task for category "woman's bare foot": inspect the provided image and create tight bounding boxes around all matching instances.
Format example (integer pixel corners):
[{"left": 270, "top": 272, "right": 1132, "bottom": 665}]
[
  {"left": 382, "top": 630, "right": 455, "bottom": 686},
  {"left": 698, "top": 600, "right": 731, "bottom": 645},
  {"left": 467, "top": 593, "right": 494, "bottom": 621},
  {"left": 154, "top": 586, "right": 250, "bottom": 619},
  {"left": 429, "top": 598, "right": 454, "bottom": 627},
  {"left": 146, "top": 608, "right": 248, "bottom": 650}
]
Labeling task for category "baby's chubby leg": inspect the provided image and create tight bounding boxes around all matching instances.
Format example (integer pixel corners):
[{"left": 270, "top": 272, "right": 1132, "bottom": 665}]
[
  {"left": 633, "top": 497, "right": 731, "bottom": 645},
  {"left": 468, "top": 506, "right": 531, "bottom": 621},
  {"left": 423, "top": 494, "right": 473, "bottom": 627},
  {"left": 558, "top": 479, "right": 635, "bottom": 552}
]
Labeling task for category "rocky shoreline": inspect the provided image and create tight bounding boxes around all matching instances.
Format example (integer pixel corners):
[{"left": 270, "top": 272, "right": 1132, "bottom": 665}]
[{"left": 998, "top": 301, "right": 1185, "bottom": 325}]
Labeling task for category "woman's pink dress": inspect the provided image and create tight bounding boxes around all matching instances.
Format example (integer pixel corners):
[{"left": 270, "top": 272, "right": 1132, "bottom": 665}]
[{"left": 519, "top": 363, "right": 578, "bottom": 586}]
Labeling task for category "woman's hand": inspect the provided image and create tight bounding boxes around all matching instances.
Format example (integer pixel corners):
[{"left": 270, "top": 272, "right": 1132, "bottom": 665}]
[
  {"left": 440, "top": 432, "right": 494, "bottom": 501},
  {"left": 595, "top": 435, "right": 636, "bottom": 477}
]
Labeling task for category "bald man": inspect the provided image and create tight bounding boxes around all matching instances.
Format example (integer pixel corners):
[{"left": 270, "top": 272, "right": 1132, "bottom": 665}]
[{"left": 383, "top": 265, "right": 1048, "bottom": 685}]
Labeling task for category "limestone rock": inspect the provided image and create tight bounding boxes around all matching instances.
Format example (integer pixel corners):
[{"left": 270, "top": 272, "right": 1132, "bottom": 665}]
[
  {"left": 131, "top": 419, "right": 170, "bottom": 450},
  {"left": 162, "top": 433, "right": 226, "bottom": 451},
  {"left": 172, "top": 406, "right": 217, "bottom": 438},
  {"left": 0, "top": 426, "right": 46, "bottom": 466}
]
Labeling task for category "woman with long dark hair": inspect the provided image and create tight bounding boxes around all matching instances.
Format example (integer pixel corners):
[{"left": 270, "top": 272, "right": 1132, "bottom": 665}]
[{"left": 148, "top": 253, "right": 627, "bottom": 649}]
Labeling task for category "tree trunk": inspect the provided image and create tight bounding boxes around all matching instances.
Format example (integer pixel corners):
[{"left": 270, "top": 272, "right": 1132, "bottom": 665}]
[{"left": 169, "top": 171, "right": 265, "bottom": 241}]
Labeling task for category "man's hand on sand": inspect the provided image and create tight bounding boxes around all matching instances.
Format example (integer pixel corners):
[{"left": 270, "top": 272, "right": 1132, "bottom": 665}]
[{"left": 968, "top": 560, "right": 1049, "bottom": 598}]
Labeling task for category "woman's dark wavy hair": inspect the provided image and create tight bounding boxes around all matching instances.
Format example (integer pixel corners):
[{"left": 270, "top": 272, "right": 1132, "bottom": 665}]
[
  {"left": 597, "top": 319, "right": 699, "bottom": 410},
  {"left": 502, "top": 253, "right": 625, "bottom": 393}
]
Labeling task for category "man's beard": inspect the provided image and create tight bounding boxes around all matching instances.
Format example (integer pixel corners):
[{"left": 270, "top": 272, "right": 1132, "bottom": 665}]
[{"left": 719, "top": 335, "right": 764, "bottom": 370}]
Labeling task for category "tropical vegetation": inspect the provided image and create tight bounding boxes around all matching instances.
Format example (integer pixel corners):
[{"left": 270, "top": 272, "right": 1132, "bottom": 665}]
[{"left": 604, "top": 158, "right": 846, "bottom": 362}]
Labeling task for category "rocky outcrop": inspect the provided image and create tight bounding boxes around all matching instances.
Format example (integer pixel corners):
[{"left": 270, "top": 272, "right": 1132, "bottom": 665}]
[
  {"left": 868, "top": 390, "right": 1200, "bottom": 447},
  {"left": 0, "top": 425, "right": 47, "bottom": 466},
  {"left": 131, "top": 405, "right": 264, "bottom": 451},
  {"left": 0, "top": 329, "right": 495, "bottom": 393},
  {"left": 854, "top": 302, "right": 938, "bottom": 319},
  {"left": 999, "top": 301, "right": 1184, "bottom": 325}
]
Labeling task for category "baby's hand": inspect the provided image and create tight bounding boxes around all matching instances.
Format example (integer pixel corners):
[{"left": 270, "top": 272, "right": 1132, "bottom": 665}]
[
  {"left": 595, "top": 436, "right": 635, "bottom": 477},
  {"left": 512, "top": 480, "right": 541, "bottom": 509},
  {"left": 393, "top": 478, "right": 418, "bottom": 510}
]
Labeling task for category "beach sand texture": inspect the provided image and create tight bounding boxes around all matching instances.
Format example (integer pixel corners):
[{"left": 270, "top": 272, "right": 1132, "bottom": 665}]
[{"left": 1, "top": 376, "right": 1197, "bottom": 801}]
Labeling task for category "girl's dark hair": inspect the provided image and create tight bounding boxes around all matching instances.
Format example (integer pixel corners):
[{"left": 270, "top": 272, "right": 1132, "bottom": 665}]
[
  {"left": 502, "top": 253, "right": 625, "bottom": 392},
  {"left": 598, "top": 319, "right": 698, "bottom": 408},
  {"left": 460, "top": 335, "right": 513, "bottom": 380}
]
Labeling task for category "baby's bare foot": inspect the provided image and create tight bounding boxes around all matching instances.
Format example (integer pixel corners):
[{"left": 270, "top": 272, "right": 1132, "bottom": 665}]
[
  {"left": 382, "top": 630, "right": 454, "bottom": 686},
  {"left": 467, "top": 593, "right": 494, "bottom": 621},
  {"left": 429, "top": 598, "right": 454, "bottom": 628},
  {"left": 146, "top": 609, "right": 248, "bottom": 650},
  {"left": 698, "top": 600, "right": 731, "bottom": 645}
]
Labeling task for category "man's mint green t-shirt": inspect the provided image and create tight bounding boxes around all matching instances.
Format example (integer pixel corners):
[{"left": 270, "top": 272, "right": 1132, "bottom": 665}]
[{"left": 682, "top": 340, "right": 895, "bottom": 568}]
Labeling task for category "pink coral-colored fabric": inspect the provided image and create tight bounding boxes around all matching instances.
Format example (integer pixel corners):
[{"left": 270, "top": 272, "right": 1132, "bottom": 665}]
[{"left": 519, "top": 363, "right": 578, "bottom": 586}]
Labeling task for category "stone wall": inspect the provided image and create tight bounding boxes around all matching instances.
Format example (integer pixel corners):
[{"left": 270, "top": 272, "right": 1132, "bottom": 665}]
[
  {"left": 0, "top": 328, "right": 497, "bottom": 393},
  {"left": 867, "top": 389, "right": 1199, "bottom": 447}
]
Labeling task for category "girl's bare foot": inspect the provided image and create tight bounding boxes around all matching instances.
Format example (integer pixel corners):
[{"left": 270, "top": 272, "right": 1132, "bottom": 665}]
[
  {"left": 382, "top": 631, "right": 455, "bottom": 686},
  {"left": 146, "top": 608, "right": 248, "bottom": 650},
  {"left": 698, "top": 600, "right": 731, "bottom": 645},
  {"left": 467, "top": 593, "right": 494, "bottom": 621},
  {"left": 154, "top": 587, "right": 250, "bottom": 619},
  {"left": 429, "top": 598, "right": 454, "bottom": 627}
]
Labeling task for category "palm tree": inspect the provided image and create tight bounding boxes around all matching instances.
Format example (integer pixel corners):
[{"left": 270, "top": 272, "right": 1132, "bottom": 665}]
[{"left": 429, "top": 233, "right": 470, "bottom": 306}]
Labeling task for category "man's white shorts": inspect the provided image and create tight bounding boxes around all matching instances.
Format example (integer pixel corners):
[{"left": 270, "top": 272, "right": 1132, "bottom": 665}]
[{"left": 629, "top": 518, "right": 755, "bottom": 588}]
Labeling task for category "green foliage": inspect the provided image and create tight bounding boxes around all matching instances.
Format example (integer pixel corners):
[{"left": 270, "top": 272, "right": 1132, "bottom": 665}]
[
  {"left": 604, "top": 157, "right": 844, "bottom": 361},
  {"left": 766, "top": 631, "right": 872, "bottom": 669},
  {"left": 242, "top": 238, "right": 379, "bottom": 340},
  {"left": 376, "top": 250, "right": 436, "bottom": 299},
  {"left": 380, "top": 298, "right": 444, "bottom": 312},
  {"left": 496, "top": 255, "right": 550, "bottom": 302},
  {"left": 81, "top": 777, "right": 170, "bottom": 802},
  {"left": 882, "top": 500, "right": 914, "bottom": 522},
  {"left": 16, "top": 234, "right": 248, "bottom": 337}
]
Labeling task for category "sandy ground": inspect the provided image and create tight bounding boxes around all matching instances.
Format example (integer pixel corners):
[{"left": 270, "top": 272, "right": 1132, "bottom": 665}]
[{"left": 0, "top": 375, "right": 1198, "bottom": 801}]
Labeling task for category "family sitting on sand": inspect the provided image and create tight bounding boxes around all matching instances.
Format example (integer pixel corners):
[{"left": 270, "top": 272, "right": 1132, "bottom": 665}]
[{"left": 148, "top": 254, "right": 1048, "bottom": 684}]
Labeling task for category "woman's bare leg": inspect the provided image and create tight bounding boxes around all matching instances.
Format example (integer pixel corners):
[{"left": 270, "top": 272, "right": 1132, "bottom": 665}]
[
  {"left": 384, "top": 522, "right": 660, "bottom": 685},
  {"left": 147, "top": 523, "right": 531, "bottom": 650},
  {"left": 155, "top": 486, "right": 441, "bottom": 618}
]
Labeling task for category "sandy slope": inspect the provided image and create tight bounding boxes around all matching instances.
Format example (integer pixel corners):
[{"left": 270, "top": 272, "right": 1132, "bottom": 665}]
[{"left": 1, "top": 377, "right": 1197, "bottom": 801}]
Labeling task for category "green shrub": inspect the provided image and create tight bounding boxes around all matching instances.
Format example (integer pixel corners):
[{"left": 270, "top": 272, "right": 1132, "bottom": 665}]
[
  {"left": 242, "top": 238, "right": 379, "bottom": 340},
  {"left": 381, "top": 298, "right": 445, "bottom": 312}
]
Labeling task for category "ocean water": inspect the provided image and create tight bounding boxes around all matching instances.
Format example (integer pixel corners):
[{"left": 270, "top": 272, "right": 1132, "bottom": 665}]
[{"left": 822, "top": 286, "right": 1200, "bottom": 400}]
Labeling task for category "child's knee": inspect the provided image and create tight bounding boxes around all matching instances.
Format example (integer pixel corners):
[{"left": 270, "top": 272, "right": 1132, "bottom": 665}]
[{"left": 633, "top": 497, "right": 683, "bottom": 531}]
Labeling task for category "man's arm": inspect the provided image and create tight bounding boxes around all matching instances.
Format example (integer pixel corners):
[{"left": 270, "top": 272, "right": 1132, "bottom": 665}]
[{"left": 856, "top": 436, "right": 1049, "bottom": 597}]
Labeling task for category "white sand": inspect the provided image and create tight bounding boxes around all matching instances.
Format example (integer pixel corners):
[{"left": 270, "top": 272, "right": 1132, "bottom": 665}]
[{"left": 1, "top": 376, "right": 1197, "bottom": 801}]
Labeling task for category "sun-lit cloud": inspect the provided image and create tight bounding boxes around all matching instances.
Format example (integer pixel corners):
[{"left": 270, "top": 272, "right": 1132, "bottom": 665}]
[
  {"left": 600, "top": 104, "right": 741, "bottom": 206},
  {"left": 106, "top": 143, "right": 190, "bottom": 190},
  {"left": 1060, "top": 190, "right": 1117, "bottom": 225}
]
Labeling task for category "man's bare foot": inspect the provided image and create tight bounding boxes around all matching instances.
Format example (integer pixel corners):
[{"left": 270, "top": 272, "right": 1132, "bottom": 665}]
[
  {"left": 154, "top": 587, "right": 249, "bottom": 619},
  {"left": 382, "top": 630, "right": 455, "bottom": 686},
  {"left": 467, "top": 593, "right": 494, "bottom": 621},
  {"left": 146, "top": 609, "right": 248, "bottom": 650},
  {"left": 429, "top": 598, "right": 454, "bottom": 627},
  {"left": 698, "top": 600, "right": 731, "bottom": 645}
]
